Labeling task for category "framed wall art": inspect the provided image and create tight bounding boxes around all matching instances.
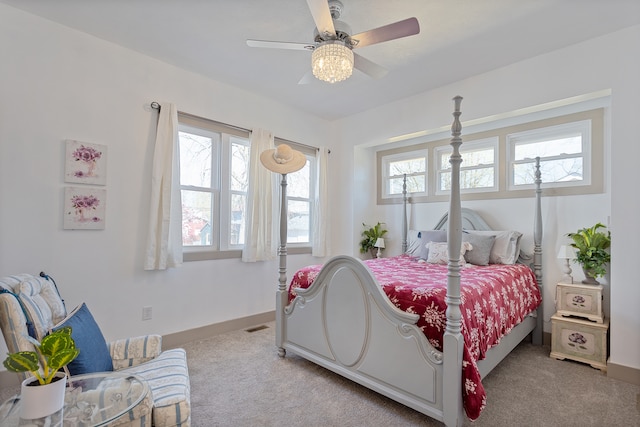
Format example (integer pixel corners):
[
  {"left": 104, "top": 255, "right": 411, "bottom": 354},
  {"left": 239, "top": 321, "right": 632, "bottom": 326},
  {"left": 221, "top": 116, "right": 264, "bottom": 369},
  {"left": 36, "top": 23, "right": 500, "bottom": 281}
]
[
  {"left": 64, "top": 140, "right": 107, "bottom": 185},
  {"left": 63, "top": 186, "right": 106, "bottom": 230}
]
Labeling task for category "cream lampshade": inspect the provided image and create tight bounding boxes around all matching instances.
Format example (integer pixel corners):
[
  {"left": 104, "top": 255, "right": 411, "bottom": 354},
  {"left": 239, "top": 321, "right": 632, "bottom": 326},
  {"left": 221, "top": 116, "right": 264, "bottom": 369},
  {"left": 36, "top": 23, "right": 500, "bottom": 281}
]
[
  {"left": 557, "top": 245, "right": 577, "bottom": 284},
  {"left": 374, "top": 238, "right": 385, "bottom": 259}
]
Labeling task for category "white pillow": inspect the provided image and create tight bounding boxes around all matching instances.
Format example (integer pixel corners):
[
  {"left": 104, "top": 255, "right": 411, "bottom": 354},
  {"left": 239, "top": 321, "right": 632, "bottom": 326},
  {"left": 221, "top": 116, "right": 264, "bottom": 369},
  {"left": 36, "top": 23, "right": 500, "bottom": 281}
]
[
  {"left": 426, "top": 241, "right": 473, "bottom": 265},
  {"left": 406, "top": 229, "right": 422, "bottom": 257},
  {"left": 465, "top": 230, "right": 522, "bottom": 264}
]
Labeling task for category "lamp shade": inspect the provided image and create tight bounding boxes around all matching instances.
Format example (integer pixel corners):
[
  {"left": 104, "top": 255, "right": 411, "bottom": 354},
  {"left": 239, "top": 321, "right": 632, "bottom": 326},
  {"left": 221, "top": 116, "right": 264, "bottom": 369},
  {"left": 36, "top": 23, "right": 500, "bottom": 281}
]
[
  {"left": 311, "top": 40, "right": 354, "bottom": 83},
  {"left": 557, "top": 245, "right": 576, "bottom": 259},
  {"left": 374, "top": 238, "right": 385, "bottom": 249}
]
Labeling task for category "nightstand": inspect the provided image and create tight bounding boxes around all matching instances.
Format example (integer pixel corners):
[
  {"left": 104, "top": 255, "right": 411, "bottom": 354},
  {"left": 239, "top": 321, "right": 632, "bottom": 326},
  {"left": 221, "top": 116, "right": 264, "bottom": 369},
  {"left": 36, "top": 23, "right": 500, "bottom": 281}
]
[
  {"left": 550, "top": 313, "right": 608, "bottom": 371},
  {"left": 551, "top": 281, "right": 608, "bottom": 371},
  {"left": 555, "top": 282, "right": 604, "bottom": 323}
]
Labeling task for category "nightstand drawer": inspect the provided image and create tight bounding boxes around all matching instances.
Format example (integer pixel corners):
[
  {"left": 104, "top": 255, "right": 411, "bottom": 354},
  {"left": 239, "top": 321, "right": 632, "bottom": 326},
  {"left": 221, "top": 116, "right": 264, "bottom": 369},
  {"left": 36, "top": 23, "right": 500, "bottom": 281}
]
[
  {"left": 550, "top": 313, "right": 608, "bottom": 371},
  {"left": 556, "top": 282, "right": 604, "bottom": 323}
]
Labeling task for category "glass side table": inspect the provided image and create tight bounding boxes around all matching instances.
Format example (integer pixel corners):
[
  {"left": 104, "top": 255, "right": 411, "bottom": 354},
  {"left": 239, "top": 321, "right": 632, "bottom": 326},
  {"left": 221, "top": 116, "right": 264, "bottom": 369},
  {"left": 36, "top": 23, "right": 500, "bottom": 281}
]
[{"left": 0, "top": 372, "right": 151, "bottom": 427}]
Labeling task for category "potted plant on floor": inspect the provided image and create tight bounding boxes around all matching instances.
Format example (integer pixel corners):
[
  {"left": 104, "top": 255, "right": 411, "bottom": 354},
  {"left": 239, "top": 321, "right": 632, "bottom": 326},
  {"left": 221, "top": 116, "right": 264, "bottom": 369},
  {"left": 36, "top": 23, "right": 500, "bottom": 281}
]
[
  {"left": 567, "top": 222, "right": 611, "bottom": 285},
  {"left": 3, "top": 326, "right": 79, "bottom": 419},
  {"left": 360, "top": 222, "right": 388, "bottom": 259}
]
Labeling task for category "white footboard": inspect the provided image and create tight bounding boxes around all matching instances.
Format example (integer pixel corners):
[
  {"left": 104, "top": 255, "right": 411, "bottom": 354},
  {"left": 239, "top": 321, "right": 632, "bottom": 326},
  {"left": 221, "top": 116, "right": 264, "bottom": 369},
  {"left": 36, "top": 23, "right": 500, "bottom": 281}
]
[{"left": 277, "top": 255, "right": 448, "bottom": 422}]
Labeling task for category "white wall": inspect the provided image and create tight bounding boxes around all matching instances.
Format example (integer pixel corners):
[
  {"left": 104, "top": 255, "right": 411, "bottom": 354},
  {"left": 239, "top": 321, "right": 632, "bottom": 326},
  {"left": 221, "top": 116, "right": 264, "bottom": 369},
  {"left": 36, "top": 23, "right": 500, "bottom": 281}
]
[
  {"left": 336, "top": 26, "right": 640, "bottom": 371},
  {"left": 0, "top": 4, "right": 333, "bottom": 362}
]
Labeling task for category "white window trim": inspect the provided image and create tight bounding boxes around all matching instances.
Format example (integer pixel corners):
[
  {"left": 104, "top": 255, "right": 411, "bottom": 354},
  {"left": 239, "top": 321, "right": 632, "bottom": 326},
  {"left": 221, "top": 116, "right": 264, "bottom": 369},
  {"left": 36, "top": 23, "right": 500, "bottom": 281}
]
[
  {"left": 434, "top": 137, "right": 498, "bottom": 195},
  {"left": 380, "top": 150, "right": 428, "bottom": 199},
  {"left": 376, "top": 107, "right": 604, "bottom": 205},
  {"left": 279, "top": 140, "right": 317, "bottom": 248},
  {"left": 506, "top": 119, "right": 592, "bottom": 191}
]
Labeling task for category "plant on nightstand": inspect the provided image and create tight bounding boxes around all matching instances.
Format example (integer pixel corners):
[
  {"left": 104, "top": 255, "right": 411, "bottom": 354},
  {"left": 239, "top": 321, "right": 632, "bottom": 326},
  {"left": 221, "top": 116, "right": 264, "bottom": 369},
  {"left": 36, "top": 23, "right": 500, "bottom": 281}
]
[
  {"left": 359, "top": 222, "right": 388, "bottom": 258},
  {"left": 567, "top": 222, "right": 611, "bottom": 285}
]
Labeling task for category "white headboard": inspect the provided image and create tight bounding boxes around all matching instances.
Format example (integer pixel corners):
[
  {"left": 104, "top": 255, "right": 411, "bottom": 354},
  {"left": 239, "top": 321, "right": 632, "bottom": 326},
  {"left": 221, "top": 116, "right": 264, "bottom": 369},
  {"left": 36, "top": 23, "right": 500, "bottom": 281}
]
[{"left": 433, "top": 208, "right": 492, "bottom": 231}]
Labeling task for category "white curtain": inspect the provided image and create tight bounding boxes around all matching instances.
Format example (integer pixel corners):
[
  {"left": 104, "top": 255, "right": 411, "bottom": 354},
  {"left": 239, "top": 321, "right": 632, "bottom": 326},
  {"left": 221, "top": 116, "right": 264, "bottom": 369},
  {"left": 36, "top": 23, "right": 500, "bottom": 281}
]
[
  {"left": 144, "top": 103, "right": 183, "bottom": 270},
  {"left": 312, "top": 147, "right": 329, "bottom": 257},
  {"left": 242, "top": 129, "right": 277, "bottom": 262}
]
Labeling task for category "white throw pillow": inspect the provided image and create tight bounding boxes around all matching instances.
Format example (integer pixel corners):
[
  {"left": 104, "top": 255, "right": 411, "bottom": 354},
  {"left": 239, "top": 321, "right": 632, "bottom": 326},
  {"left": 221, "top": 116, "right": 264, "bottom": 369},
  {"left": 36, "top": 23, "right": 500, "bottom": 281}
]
[{"left": 426, "top": 241, "right": 473, "bottom": 265}]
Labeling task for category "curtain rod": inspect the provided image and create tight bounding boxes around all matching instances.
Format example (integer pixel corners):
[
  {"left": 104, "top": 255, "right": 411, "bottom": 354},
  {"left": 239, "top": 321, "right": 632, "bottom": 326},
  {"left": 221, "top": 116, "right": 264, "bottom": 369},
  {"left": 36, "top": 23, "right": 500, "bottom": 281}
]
[
  {"left": 151, "top": 101, "right": 250, "bottom": 134},
  {"left": 151, "top": 101, "right": 325, "bottom": 153}
]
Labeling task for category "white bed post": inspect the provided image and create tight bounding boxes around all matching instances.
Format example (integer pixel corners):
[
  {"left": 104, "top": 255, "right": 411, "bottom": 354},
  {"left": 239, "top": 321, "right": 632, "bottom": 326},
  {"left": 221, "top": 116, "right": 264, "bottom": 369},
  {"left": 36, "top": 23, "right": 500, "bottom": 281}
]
[
  {"left": 276, "top": 173, "right": 289, "bottom": 357},
  {"left": 532, "top": 157, "right": 543, "bottom": 345},
  {"left": 443, "top": 96, "right": 464, "bottom": 427},
  {"left": 402, "top": 174, "right": 408, "bottom": 253}
]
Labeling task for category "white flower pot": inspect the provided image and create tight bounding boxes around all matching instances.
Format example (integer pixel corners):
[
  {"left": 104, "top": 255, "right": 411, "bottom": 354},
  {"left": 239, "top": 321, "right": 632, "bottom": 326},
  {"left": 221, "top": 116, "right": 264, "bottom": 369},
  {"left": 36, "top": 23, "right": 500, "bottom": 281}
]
[{"left": 19, "top": 372, "right": 67, "bottom": 419}]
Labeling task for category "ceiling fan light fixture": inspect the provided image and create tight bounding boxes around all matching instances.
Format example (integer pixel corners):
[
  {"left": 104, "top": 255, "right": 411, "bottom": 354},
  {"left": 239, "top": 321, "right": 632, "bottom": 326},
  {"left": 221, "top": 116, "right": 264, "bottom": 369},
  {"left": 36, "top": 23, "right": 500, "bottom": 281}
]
[{"left": 311, "top": 40, "right": 354, "bottom": 84}]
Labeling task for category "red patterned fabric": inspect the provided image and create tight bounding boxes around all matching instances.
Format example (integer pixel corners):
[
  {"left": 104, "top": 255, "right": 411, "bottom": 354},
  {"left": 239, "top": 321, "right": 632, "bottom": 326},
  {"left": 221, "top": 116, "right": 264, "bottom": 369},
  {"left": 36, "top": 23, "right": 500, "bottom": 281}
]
[{"left": 288, "top": 255, "right": 541, "bottom": 421}]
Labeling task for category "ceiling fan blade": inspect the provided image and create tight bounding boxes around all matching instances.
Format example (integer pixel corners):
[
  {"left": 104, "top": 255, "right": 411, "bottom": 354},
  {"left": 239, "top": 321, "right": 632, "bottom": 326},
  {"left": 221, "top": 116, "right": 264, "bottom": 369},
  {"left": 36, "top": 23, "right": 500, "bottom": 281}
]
[
  {"left": 353, "top": 53, "right": 388, "bottom": 79},
  {"left": 298, "top": 71, "right": 315, "bottom": 85},
  {"left": 247, "top": 39, "right": 315, "bottom": 51},
  {"left": 306, "top": 0, "right": 336, "bottom": 38},
  {"left": 350, "top": 17, "right": 420, "bottom": 49}
]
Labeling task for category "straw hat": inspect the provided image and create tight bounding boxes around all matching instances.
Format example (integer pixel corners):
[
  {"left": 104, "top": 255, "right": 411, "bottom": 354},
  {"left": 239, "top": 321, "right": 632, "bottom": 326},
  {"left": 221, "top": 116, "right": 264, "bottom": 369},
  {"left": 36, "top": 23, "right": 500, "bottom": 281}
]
[{"left": 260, "top": 144, "right": 306, "bottom": 174}]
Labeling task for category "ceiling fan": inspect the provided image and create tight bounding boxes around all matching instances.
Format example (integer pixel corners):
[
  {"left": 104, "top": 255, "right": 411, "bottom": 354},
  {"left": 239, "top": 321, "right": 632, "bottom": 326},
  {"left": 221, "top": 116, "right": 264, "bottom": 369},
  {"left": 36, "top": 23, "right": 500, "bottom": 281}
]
[{"left": 246, "top": 0, "right": 420, "bottom": 84}]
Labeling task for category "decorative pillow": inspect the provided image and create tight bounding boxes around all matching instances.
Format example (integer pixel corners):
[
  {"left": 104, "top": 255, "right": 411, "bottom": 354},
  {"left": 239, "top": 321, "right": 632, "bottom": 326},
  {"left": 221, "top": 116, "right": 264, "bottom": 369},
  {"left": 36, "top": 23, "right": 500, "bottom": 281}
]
[
  {"left": 462, "top": 232, "right": 496, "bottom": 266},
  {"left": 419, "top": 230, "right": 447, "bottom": 260},
  {"left": 405, "top": 230, "right": 422, "bottom": 257},
  {"left": 51, "top": 303, "right": 113, "bottom": 375},
  {"left": 426, "top": 241, "right": 472, "bottom": 265},
  {"left": 17, "top": 276, "right": 67, "bottom": 339},
  {"left": 466, "top": 230, "right": 523, "bottom": 264}
]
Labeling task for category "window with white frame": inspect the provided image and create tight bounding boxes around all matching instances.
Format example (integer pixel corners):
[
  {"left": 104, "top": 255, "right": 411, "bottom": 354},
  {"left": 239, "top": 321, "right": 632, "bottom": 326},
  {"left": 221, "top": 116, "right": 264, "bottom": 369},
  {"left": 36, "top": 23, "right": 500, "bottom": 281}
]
[
  {"left": 376, "top": 108, "right": 603, "bottom": 204},
  {"left": 381, "top": 151, "right": 428, "bottom": 198},
  {"left": 281, "top": 144, "right": 316, "bottom": 245},
  {"left": 507, "top": 120, "right": 591, "bottom": 190},
  {"left": 178, "top": 120, "right": 251, "bottom": 253},
  {"left": 435, "top": 137, "right": 498, "bottom": 194},
  {"left": 178, "top": 113, "right": 317, "bottom": 259}
]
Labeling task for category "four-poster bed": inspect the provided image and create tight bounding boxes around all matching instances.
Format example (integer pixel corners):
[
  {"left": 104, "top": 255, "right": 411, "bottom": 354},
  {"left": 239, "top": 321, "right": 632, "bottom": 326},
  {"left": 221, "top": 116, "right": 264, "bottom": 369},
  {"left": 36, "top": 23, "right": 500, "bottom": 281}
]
[{"left": 270, "top": 97, "right": 543, "bottom": 426}]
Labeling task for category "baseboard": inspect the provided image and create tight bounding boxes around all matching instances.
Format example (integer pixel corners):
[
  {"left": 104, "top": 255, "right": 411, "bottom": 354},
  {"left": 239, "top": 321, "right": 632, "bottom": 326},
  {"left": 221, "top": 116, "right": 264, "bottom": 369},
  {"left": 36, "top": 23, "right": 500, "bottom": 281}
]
[
  {"left": 162, "top": 310, "right": 276, "bottom": 349},
  {"left": 607, "top": 361, "right": 640, "bottom": 386},
  {"left": 0, "top": 311, "right": 277, "bottom": 394},
  {"left": 543, "top": 331, "right": 552, "bottom": 347}
]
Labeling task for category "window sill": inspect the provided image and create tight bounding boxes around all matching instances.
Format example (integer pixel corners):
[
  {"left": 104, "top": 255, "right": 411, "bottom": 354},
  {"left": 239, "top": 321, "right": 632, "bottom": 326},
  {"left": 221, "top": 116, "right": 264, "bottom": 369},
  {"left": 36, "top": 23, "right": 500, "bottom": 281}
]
[{"left": 183, "top": 246, "right": 312, "bottom": 262}]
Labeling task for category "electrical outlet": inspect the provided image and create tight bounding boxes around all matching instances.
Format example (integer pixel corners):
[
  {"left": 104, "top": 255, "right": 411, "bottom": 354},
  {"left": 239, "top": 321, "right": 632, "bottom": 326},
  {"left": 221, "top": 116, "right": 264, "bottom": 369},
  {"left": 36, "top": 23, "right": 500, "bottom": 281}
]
[{"left": 142, "top": 306, "right": 152, "bottom": 321}]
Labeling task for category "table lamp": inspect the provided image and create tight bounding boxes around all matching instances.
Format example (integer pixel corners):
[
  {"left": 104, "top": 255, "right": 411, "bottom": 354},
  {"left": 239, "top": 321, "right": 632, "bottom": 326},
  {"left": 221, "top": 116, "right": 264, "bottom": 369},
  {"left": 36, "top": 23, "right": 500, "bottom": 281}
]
[
  {"left": 374, "top": 238, "right": 385, "bottom": 258},
  {"left": 557, "top": 245, "right": 576, "bottom": 284}
]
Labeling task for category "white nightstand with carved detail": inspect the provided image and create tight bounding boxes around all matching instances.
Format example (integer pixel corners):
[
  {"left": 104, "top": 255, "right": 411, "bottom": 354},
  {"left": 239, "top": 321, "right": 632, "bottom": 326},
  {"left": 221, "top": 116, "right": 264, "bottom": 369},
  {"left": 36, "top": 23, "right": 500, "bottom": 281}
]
[
  {"left": 550, "top": 282, "right": 608, "bottom": 371},
  {"left": 555, "top": 282, "right": 604, "bottom": 323}
]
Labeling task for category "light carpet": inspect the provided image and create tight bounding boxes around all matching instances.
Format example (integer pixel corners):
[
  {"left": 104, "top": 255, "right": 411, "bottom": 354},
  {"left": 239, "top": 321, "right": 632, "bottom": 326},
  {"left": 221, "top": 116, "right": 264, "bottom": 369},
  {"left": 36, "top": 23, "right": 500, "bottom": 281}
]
[
  {"left": 185, "top": 322, "right": 639, "bottom": 427},
  {"left": 1, "top": 322, "right": 638, "bottom": 426}
]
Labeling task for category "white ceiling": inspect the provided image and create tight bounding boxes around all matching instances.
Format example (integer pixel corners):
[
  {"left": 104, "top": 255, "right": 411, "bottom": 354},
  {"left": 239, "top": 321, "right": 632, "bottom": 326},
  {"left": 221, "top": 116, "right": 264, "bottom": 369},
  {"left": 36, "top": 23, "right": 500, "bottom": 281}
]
[{"left": 4, "top": 0, "right": 640, "bottom": 121}]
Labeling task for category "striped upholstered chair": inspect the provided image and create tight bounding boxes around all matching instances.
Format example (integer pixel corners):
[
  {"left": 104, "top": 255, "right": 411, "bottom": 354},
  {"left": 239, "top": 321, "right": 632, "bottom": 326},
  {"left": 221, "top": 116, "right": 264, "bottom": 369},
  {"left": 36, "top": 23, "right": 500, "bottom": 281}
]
[{"left": 0, "top": 273, "right": 190, "bottom": 426}]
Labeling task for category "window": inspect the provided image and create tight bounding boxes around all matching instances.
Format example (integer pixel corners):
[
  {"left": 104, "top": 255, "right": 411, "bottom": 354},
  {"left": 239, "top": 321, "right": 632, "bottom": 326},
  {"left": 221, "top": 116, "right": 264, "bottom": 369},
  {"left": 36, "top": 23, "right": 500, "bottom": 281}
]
[
  {"left": 508, "top": 120, "right": 590, "bottom": 190},
  {"left": 381, "top": 151, "right": 428, "bottom": 199},
  {"left": 283, "top": 145, "right": 315, "bottom": 245},
  {"left": 435, "top": 137, "right": 498, "bottom": 194},
  {"left": 178, "top": 117, "right": 251, "bottom": 256},
  {"left": 376, "top": 108, "right": 604, "bottom": 204},
  {"left": 178, "top": 113, "right": 317, "bottom": 260}
]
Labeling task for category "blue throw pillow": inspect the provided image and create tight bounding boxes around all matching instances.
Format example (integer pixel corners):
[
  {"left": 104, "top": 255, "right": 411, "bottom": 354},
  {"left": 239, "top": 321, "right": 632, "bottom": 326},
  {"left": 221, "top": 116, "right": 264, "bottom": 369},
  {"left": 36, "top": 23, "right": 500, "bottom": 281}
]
[{"left": 52, "top": 302, "right": 113, "bottom": 375}]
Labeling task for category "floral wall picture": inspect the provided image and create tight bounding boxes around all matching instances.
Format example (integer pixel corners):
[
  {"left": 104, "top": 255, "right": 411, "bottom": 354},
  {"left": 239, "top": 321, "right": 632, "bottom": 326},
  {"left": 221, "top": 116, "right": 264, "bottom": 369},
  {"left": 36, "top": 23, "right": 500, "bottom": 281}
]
[
  {"left": 64, "top": 187, "right": 106, "bottom": 230},
  {"left": 65, "top": 140, "right": 107, "bottom": 185}
]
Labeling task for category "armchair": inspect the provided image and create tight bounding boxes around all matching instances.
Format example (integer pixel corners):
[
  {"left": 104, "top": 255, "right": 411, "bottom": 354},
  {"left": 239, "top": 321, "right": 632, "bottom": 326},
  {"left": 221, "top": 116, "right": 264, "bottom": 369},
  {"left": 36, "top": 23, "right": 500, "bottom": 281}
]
[{"left": 0, "top": 274, "right": 190, "bottom": 427}]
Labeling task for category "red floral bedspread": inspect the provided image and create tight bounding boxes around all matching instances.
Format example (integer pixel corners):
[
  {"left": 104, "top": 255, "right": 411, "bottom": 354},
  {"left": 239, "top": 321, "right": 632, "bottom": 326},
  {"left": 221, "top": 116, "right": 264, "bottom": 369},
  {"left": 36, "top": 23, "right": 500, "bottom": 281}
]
[{"left": 288, "top": 255, "right": 541, "bottom": 421}]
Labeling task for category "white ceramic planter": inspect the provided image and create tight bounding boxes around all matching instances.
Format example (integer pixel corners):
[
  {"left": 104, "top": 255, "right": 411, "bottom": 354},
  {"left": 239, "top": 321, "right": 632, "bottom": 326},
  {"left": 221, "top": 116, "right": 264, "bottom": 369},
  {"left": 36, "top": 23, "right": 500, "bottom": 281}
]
[{"left": 19, "top": 372, "right": 67, "bottom": 419}]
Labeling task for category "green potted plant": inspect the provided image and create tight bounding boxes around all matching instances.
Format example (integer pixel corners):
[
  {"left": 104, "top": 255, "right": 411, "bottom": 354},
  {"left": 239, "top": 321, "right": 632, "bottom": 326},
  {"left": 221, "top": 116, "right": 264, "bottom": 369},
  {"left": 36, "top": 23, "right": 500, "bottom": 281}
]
[
  {"left": 359, "top": 222, "right": 388, "bottom": 258},
  {"left": 567, "top": 222, "right": 611, "bottom": 285},
  {"left": 3, "top": 326, "right": 79, "bottom": 419}
]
